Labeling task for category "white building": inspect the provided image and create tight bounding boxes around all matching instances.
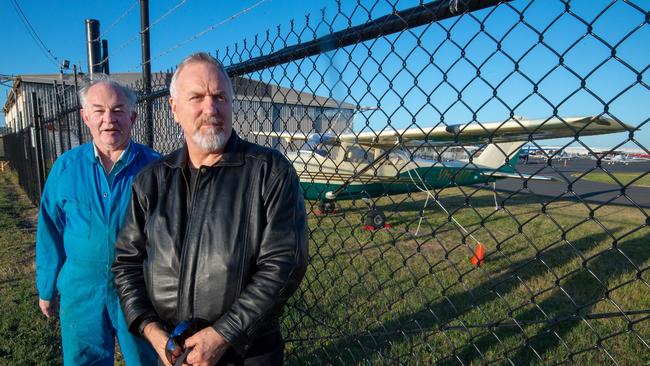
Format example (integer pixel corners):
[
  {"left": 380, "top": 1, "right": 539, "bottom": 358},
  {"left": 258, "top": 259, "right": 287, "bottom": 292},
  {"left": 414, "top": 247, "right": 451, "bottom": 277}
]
[{"left": 2, "top": 72, "right": 356, "bottom": 155}]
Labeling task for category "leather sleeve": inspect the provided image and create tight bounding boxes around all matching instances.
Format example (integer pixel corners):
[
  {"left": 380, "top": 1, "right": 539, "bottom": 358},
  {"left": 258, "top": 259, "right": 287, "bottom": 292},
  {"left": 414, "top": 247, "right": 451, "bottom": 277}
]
[
  {"left": 212, "top": 161, "right": 309, "bottom": 355},
  {"left": 112, "top": 172, "right": 160, "bottom": 334}
]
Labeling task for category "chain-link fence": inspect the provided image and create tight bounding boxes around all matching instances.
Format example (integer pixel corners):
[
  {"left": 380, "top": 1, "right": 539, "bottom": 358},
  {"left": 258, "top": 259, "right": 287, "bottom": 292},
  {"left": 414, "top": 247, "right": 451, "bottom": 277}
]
[{"left": 3, "top": 0, "right": 649, "bottom": 364}]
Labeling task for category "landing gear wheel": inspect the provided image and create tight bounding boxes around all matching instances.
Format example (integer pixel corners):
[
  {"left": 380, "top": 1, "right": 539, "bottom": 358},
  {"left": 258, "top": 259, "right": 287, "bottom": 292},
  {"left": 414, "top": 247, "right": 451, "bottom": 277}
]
[
  {"left": 318, "top": 201, "right": 336, "bottom": 214},
  {"left": 365, "top": 209, "right": 387, "bottom": 229}
]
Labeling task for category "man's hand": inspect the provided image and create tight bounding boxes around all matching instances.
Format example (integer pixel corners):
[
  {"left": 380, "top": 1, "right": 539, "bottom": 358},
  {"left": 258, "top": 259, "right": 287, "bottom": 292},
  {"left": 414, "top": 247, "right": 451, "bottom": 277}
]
[
  {"left": 38, "top": 297, "right": 58, "bottom": 318},
  {"left": 143, "top": 322, "right": 172, "bottom": 366},
  {"left": 184, "top": 327, "right": 230, "bottom": 366}
]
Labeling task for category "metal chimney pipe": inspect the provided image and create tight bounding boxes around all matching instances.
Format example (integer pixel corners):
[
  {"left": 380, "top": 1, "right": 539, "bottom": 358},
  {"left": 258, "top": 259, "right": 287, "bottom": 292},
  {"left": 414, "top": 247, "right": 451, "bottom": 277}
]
[
  {"left": 101, "top": 39, "right": 110, "bottom": 74},
  {"left": 85, "top": 19, "right": 102, "bottom": 78}
]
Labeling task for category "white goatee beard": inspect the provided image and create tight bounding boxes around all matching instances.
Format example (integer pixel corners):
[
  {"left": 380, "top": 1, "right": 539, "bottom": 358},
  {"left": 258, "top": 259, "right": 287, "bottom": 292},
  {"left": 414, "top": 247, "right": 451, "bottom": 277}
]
[{"left": 192, "top": 127, "right": 228, "bottom": 153}]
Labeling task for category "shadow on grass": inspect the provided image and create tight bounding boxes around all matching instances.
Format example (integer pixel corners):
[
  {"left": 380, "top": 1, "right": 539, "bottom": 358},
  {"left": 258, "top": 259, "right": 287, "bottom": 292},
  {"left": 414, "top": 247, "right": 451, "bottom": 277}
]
[
  {"left": 451, "top": 232, "right": 650, "bottom": 365},
  {"left": 289, "top": 226, "right": 648, "bottom": 365}
]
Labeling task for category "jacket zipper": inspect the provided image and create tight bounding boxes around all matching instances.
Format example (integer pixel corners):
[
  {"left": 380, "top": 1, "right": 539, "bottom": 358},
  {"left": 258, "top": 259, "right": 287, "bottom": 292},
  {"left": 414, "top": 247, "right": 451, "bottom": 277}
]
[
  {"left": 234, "top": 175, "right": 254, "bottom": 298},
  {"left": 177, "top": 167, "right": 201, "bottom": 320}
]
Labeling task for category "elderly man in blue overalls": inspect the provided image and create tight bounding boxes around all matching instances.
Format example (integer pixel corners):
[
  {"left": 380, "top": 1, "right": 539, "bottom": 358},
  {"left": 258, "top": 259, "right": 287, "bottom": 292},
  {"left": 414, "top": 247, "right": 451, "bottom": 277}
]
[{"left": 35, "top": 76, "right": 160, "bottom": 365}]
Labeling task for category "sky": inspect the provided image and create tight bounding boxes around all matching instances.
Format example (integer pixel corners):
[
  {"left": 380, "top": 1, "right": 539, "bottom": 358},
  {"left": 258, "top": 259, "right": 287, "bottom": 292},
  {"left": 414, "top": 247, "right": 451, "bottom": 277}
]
[{"left": 1, "top": 0, "right": 648, "bottom": 150}]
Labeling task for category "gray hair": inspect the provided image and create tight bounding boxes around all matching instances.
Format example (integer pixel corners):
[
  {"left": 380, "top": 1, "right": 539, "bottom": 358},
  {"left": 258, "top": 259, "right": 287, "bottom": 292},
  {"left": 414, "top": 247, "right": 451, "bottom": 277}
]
[
  {"left": 169, "top": 52, "right": 234, "bottom": 99},
  {"left": 78, "top": 74, "right": 137, "bottom": 111}
]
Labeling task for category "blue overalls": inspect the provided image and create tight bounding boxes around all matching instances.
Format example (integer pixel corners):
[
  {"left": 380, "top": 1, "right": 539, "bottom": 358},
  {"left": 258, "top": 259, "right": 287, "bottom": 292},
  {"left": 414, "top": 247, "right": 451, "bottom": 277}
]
[{"left": 36, "top": 142, "right": 160, "bottom": 365}]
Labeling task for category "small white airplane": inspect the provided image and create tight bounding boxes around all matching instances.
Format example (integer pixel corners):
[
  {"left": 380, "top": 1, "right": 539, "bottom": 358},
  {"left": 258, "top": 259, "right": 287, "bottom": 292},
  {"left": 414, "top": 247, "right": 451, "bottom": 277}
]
[
  {"left": 254, "top": 116, "right": 632, "bottom": 228},
  {"left": 601, "top": 154, "right": 650, "bottom": 165}
]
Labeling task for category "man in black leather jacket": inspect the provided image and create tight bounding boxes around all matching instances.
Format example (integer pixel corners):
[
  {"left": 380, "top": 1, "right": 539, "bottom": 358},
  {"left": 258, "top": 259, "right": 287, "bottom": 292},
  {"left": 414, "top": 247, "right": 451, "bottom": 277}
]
[{"left": 112, "top": 52, "right": 308, "bottom": 366}]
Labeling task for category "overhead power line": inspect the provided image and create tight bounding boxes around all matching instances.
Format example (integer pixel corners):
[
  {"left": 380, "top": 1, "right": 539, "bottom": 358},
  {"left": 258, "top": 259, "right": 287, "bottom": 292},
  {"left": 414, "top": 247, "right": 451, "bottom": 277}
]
[
  {"left": 94, "top": 0, "right": 140, "bottom": 41},
  {"left": 9, "top": 0, "right": 60, "bottom": 67},
  {"left": 145, "top": 0, "right": 191, "bottom": 34},
  {"left": 92, "top": 0, "right": 191, "bottom": 68},
  {"left": 129, "top": 0, "right": 269, "bottom": 71}
]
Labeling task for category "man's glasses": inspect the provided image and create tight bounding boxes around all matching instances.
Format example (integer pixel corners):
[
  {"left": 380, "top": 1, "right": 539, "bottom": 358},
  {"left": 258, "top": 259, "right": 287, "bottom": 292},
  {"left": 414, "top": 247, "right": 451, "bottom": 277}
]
[{"left": 165, "top": 319, "right": 210, "bottom": 365}]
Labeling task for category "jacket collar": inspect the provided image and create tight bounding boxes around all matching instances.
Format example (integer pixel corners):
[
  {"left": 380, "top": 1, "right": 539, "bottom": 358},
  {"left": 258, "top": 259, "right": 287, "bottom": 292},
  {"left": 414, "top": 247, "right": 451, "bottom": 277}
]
[
  {"left": 84, "top": 140, "right": 140, "bottom": 166},
  {"left": 164, "top": 130, "right": 244, "bottom": 169}
]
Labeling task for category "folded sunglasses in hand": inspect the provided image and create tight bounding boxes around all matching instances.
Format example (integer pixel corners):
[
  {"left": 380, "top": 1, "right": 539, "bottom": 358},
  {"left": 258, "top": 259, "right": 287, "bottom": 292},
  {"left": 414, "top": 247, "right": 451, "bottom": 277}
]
[{"left": 165, "top": 318, "right": 211, "bottom": 366}]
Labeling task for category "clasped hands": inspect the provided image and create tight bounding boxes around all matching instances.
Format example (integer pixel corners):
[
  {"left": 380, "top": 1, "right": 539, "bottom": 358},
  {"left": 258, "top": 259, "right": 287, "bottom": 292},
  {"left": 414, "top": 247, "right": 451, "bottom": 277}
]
[{"left": 143, "top": 319, "right": 230, "bottom": 366}]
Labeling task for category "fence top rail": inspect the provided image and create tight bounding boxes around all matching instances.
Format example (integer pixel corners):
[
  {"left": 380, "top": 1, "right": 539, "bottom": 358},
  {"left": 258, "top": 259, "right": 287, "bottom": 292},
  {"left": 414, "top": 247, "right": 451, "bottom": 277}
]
[{"left": 226, "top": 0, "right": 509, "bottom": 76}]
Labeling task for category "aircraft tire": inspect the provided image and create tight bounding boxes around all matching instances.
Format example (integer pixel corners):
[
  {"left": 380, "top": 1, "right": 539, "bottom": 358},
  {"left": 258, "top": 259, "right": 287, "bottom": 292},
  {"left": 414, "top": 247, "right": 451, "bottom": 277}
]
[
  {"left": 319, "top": 201, "right": 336, "bottom": 214},
  {"left": 365, "top": 209, "right": 386, "bottom": 229}
]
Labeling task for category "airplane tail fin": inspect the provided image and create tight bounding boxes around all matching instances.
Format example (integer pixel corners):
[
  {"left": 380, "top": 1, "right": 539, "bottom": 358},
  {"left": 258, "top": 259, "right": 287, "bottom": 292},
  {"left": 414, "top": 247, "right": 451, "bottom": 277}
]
[{"left": 473, "top": 142, "right": 526, "bottom": 171}]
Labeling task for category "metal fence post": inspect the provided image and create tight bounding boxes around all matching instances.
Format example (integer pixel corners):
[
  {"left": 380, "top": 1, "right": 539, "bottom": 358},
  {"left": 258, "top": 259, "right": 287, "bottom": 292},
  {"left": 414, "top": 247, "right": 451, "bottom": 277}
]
[
  {"left": 31, "top": 92, "right": 46, "bottom": 201},
  {"left": 140, "top": 0, "right": 154, "bottom": 147},
  {"left": 73, "top": 65, "right": 84, "bottom": 145},
  {"left": 60, "top": 75, "right": 72, "bottom": 151},
  {"left": 53, "top": 80, "right": 69, "bottom": 154}
]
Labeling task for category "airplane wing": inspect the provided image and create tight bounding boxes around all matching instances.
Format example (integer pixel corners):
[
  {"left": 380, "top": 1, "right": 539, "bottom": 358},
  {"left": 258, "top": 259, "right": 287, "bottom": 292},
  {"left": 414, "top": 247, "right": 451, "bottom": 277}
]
[
  {"left": 250, "top": 131, "right": 309, "bottom": 143},
  {"left": 341, "top": 116, "right": 633, "bottom": 149},
  {"left": 251, "top": 131, "right": 339, "bottom": 144},
  {"left": 483, "top": 171, "right": 556, "bottom": 181}
]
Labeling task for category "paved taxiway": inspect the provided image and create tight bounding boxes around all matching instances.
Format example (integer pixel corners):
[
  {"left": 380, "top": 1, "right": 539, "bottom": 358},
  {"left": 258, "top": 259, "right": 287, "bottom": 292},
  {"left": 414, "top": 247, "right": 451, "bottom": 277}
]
[{"left": 487, "top": 157, "right": 650, "bottom": 208}]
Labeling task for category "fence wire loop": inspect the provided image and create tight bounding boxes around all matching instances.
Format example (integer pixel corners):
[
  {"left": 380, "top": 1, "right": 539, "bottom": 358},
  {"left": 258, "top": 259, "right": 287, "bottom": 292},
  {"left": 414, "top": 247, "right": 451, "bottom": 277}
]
[{"left": 2, "top": 0, "right": 649, "bottom": 364}]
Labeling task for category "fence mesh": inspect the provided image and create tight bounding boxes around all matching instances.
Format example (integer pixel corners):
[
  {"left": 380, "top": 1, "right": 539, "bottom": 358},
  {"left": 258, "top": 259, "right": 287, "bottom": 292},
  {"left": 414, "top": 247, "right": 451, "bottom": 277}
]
[{"left": 3, "top": 0, "right": 649, "bottom": 364}]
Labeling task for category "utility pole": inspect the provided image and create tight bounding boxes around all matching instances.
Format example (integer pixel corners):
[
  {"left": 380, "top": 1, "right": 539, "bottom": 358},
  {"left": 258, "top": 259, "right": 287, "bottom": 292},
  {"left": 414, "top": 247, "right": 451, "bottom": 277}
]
[{"left": 140, "top": 0, "right": 153, "bottom": 147}]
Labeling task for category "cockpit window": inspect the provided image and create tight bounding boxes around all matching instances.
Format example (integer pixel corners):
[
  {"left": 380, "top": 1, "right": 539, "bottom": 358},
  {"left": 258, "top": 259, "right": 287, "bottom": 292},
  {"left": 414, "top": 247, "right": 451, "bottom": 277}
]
[{"left": 313, "top": 147, "right": 327, "bottom": 157}]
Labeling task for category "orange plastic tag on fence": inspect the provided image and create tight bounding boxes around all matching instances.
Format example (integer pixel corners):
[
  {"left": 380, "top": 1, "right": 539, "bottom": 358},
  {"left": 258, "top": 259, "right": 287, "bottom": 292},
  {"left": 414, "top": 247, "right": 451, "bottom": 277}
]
[{"left": 471, "top": 243, "right": 485, "bottom": 267}]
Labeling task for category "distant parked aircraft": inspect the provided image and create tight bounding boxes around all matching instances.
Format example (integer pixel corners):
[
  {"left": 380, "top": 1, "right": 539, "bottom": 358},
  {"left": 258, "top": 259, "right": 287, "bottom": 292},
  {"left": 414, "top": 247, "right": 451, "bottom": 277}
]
[{"left": 602, "top": 154, "right": 650, "bottom": 165}]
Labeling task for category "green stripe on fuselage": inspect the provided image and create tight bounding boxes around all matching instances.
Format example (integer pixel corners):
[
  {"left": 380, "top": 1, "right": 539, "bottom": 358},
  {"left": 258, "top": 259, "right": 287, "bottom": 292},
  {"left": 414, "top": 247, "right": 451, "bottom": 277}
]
[{"left": 299, "top": 164, "right": 508, "bottom": 201}]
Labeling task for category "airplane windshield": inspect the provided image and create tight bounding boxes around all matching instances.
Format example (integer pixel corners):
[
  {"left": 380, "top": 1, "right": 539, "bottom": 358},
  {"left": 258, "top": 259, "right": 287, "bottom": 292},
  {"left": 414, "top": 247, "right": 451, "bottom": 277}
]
[
  {"left": 389, "top": 150, "right": 409, "bottom": 165},
  {"left": 305, "top": 133, "right": 334, "bottom": 158},
  {"left": 302, "top": 143, "right": 338, "bottom": 159}
]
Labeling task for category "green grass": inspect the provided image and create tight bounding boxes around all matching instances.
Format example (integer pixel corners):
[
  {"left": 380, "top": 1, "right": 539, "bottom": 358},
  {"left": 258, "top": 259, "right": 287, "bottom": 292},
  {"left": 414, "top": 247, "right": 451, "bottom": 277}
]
[
  {"left": 1, "top": 169, "right": 648, "bottom": 365},
  {"left": 576, "top": 172, "right": 650, "bottom": 187},
  {"left": 0, "top": 171, "right": 61, "bottom": 365},
  {"left": 0, "top": 171, "right": 128, "bottom": 366},
  {"left": 283, "top": 187, "right": 650, "bottom": 365}
]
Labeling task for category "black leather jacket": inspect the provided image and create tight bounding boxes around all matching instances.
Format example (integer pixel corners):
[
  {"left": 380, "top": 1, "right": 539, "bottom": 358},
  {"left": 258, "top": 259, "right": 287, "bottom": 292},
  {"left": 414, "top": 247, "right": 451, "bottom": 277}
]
[{"left": 112, "top": 131, "right": 308, "bottom": 355}]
